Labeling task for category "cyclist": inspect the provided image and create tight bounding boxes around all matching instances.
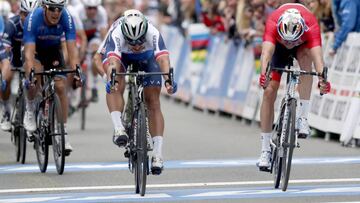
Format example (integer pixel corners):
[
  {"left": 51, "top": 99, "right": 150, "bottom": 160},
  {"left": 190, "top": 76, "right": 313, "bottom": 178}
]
[
  {"left": 257, "top": 3, "right": 331, "bottom": 169},
  {"left": 103, "top": 9, "right": 177, "bottom": 174},
  {"left": 75, "top": 0, "right": 108, "bottom": 102},
  {"left": 23, "top": 0, "right": 82, "bottom": 154},
  {"left": 0, "top": 0, "right": 39, "bottom": 131}
]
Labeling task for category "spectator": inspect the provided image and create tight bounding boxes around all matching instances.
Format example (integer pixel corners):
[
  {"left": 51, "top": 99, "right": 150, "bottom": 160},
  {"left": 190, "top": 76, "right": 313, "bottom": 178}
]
[
  {"left": 330, "top": 0, "right": 360, "bottom": 56},
  {"left": 200, "top": 0, "right": 225, "bottom": 34},
  {"left": 306, "top": 0, "right": 334, "bottom": 32}
]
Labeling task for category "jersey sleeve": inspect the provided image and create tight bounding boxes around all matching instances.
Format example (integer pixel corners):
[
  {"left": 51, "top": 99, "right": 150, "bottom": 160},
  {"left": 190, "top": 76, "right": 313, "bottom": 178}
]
[
  {"left": 63, "top": 9, "right": 76, "bottom": 41},
  {"left": 23, "top": 12, "right": 37, "bottom": 44},
  {"left": 2, "top": 19, "right": 15, "bottom": 47},
  {"left": 263, "top": 16, "right": 278, "bottom": 44},
  {"left": 305, "top": 22, "right": 322, "bottom": 48},
  {"left": 106, "top": 28, "right": 122, "bottom": 61},
  {"left": 154, "top": 33, "right": 169, "bottom": 60}
]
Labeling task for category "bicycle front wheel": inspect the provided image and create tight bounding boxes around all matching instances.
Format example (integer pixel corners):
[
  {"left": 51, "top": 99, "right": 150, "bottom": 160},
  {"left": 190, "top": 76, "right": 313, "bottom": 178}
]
[
  {"left": 281, "top": 99, "right": 296, "bottom": 191},
  {"left": 135, "top": 103, "right": 148, "bottom": 196},
  {"left": 35, "top": 101, "right": 49, "bottom": 173},
  {"left": 273, "top": 100, "right": 286, "bottom": 189},
  {"left": 50, "top": 94, "right": 65, "bottom": 175}
]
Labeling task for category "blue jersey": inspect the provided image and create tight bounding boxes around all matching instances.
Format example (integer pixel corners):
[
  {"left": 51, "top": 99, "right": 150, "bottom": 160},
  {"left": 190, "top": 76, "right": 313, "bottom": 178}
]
[
  {"left": 0, "top": 16, "right": 4, "bottom": 34},
  {"left": 23, "top": 7, "right": 76, "bottom": 48},
  {"left": 3, "top": 15, "right": 24, "bottom": 67}
]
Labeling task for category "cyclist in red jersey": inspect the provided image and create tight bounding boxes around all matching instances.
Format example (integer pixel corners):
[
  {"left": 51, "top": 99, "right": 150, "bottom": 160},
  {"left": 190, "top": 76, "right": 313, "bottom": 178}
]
[{"left": 257, "top": 3, "right": 331, "bottom": 169}]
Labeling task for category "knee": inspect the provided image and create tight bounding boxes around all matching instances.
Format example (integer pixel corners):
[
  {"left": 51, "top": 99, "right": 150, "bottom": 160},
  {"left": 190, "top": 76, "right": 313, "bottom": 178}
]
[
  {"left": 145, "top": 96, "right": 161, "bottom": 111},
  {"left": 55, "top": 80, "right": 66, "bottom": 95},
  {"left": 263, "top": 86, "right": 277, "bottom": 103}
]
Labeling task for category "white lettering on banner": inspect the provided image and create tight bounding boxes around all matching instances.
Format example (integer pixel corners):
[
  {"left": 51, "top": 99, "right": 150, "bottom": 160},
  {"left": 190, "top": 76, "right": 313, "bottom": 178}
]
[
  {"left": 334, "top": 46, "right": 349, "bottom": 72},
  {"left": 346, "top": 47, "right": 360, "bottom": 73},
  {"left": 310, "top": 95, "right": 322, "bottom": 115},
  {"left": 332, "top": 101, "right": 347, "bottom": 121},
  {"left": 321, "top": 98, "right": 334, "bottom": 119}
]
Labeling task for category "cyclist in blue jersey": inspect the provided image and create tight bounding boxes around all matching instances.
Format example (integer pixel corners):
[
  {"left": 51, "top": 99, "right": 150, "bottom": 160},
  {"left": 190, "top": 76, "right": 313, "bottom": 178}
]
[
  {"left": 0, "top": 0, "right": 39, "bottom": 131},
  {"left": 23, "top": 0, "right": 82, "bottom": 154},
  {"left": 103, "top": 9, "right": 177, "bottom": 174}
]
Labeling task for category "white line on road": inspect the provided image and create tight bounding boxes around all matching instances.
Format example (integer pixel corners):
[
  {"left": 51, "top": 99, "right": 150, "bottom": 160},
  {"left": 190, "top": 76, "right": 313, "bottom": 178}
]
[{"left": 1, "top": 178, "right": 360, "bottom": 194}]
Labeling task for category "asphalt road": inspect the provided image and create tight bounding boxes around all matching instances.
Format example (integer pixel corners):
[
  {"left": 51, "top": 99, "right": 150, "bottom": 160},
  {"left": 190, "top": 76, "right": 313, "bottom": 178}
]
[{"left": 0, "top": 88, "right": 360, "bottom": 203}]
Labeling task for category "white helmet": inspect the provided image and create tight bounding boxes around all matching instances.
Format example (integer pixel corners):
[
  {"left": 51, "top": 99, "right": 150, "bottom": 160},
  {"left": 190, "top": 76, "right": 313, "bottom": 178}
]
[
  {"left": 42, "top": 0, "right": 66, "bottom": 7},
  {"left": 0, "top": 1, "right": 11, "bottom": 17},
  {"left": 121, "top": 9, "right": 148, "bottom": 45},
  {"left": 277, "top": 8, "right": 306, "bottom": 42},
  {"left": 82, "top": 0, "right": 101, "bottom": 7},
  {"left": 21, "top": 0, "right": 40, "bottom": 13}
]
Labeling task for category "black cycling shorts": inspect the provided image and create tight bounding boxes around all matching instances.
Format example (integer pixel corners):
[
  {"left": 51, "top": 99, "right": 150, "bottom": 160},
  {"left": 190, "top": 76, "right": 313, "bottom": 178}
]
[
  {"left": 270, "top": 43, "right": 300, "bottom": 69},
  {"left": 35, "top": 45, "right": 65, "bottom": 70}
]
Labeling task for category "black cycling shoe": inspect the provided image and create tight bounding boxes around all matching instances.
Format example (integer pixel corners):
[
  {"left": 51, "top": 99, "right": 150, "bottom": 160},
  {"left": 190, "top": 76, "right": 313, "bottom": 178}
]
[
  {"left": 298, "top": 132, "right": 308, "bottom": 139},
  {"left": 113, "top": 134, "right": 128, "bottom": 147},
  {"left": 90, "top": 88, "right": 98, "bottom": 103}
]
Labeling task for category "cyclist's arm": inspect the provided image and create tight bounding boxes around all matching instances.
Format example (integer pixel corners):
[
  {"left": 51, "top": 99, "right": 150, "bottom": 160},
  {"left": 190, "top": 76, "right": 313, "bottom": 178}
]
[
  {"left": 62, "top": 40, "right": 68, "bottom": 64},
  {"left": 260, "top": 41, "right": 275, "bottom": 75},
  {"left": 309, "top": 46, "right": 324, "bottom": 74},
  {"left": 66, "top": 40, "right": 79, "bottom": 69},
  {"left": 156, "top": 54, "right": 171, "bottom": 80},
  {"left": 78, "top": 29, "right": 88, "bottom": 61},
  {"left": 94, "top": 52, "right": 106, "bottom": 76},
  {"left": 107, "top": 56, "right": 121, "bottom": 72},
  {"left": 24, "top": 43, "right": 36, "bottom": 75}
]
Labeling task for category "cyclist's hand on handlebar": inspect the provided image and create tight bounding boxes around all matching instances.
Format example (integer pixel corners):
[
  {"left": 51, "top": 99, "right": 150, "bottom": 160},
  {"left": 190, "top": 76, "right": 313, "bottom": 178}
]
[
  {"left": 106, "top": 81, "right": 118, "bottom": 94},
  {"left": 259, "top": 73, "right": 267, "bottom": 88},
  {"left": 73, "top": 73, "right": 86, "bottom": 89},
  {"left": 165, "top": 79, "right": 177, "bottom": 94},
  {"left": 318, "top": 79, "right": 331, "bottom": 95},
  {"left": 24, "top": 78, "right": 36, "bottom": 90}
]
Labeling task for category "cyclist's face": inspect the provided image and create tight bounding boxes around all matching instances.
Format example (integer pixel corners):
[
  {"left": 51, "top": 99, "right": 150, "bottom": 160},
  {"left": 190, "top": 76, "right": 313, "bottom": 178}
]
[
  {"left": 129, "top": 44, "right": 145, "bottom": 53},
  {"left": 86, "top": 6, "right": 97, "bottom": 19},
  {"left": 20, "top": 11, "right": 29, "bottom": 23},
  {"left": 44, "top": 5, "right": 63, "bottom": 25}
]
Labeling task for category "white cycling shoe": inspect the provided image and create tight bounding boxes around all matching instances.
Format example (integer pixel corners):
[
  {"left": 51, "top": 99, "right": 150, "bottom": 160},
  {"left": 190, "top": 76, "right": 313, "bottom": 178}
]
[
  {"left": 23, "top": 110, "right": 36, "bottom": 132},
  {"left": 297, "top": 117, "right": 310, "bottom": 139},
  {"left": 151, "top": 156, "right": 164, "bottom": 175},
  {"left": 257, "top": 151, "right": 271, "bottom": 170}
]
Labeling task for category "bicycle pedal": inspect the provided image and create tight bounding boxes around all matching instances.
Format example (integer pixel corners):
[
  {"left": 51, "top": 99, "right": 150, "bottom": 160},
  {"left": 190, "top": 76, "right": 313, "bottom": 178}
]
[
  {"left": 124, "top": 150, "right": 130, "bottom": 158},
  {"left": 296, "top": 142, "right": 300, "bottom": 148}
]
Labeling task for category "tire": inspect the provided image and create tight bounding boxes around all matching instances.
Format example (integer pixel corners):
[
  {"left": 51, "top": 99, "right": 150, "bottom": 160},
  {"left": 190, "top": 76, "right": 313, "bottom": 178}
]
[
  {"left": 80, "top": 86, "right": 86, "bottom": 130},
  {"left": 281, "top": 99, "right": 296, "bottom": 191},
  {"left": 136, "top": 103, "right": 148, "bottom": 196},
  {"left": 19, "top": 97, "right": 27, "bottom": 164},
  {"left": 14, "top": 128, "right": 20, "bottom": 162},
  {"left": 273, "top": 100, "right": 286, "bottom": 189},
  {"left": 35, "top": 101, "right": 49, "bottom": 173},
  {"left": 50, "top": 95, "right": 65, "bottom": 175}
]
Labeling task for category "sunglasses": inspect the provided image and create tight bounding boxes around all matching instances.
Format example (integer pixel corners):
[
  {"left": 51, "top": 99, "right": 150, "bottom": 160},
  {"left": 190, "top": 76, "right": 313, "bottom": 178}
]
[
  {"left": 86, "top": 6, "right": 97, "bottom": 10},
  {"left": 46, "top": 5, "right": 64, "bottom": 12},
  {"left": 126, "top": 36, "right": 146, "bottom": 46}
]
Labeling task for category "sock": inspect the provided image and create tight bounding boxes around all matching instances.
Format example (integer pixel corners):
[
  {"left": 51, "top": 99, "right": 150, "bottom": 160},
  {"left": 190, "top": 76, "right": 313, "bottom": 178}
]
[
  {"left": 261, "top": 132, "right": 271, "bottom": 152},
  {"left": 111, "top": 111, "right": 124, "bottom": 131},
  {"left": 26, "top": 99, "right": 35, "bottom": 112},
  {"left": 299, "top": 100, "right": 310, "bottom": 119},
  {"left": 152, "top": 136, "right": 163, "bottom": 158}
]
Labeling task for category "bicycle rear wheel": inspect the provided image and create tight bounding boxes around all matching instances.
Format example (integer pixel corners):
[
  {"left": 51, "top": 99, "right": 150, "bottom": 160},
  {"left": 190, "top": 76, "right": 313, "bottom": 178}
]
[
  {"left": 281, "top": 99, "right": 296, "bottom": 191},
  {"left": 50, "top": 95, "right": 65, "bottom": 175},
  {"left": 18, "top": 97, "right": 27, "bottom": 164},
  {"left": 135, "top": 103, "right": 148, "bottom": 196},
  {"left": 80, "top": 86, "right": 86, "bottom": 130},
  {"left": 35, "top": 102, "right": 49, "bottom": 173},
  {"left": 13, "top": 128, "right": 20, "bottom": 162}
]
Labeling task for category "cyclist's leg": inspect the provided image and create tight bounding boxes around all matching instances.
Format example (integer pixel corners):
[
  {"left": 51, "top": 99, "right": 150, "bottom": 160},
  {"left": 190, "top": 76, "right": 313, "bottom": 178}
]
[
  {"left": 0, "top": 57, "right": 13, "bottom": 131},
  {"left": 295, "top": 45, "right": 313, "bottom": 138},
  {"left": 258, "top": 43, "right": 289, "bottom": 168},
  {"left": 105, "top": 61, "right": 127, "bottom": 146},
  {"left": 142, "top": 58, "right": 164, "bottom": 173}
]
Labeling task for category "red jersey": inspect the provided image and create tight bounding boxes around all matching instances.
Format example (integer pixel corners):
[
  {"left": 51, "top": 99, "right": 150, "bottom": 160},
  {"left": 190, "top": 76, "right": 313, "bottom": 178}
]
[{"left": 263, "top": 3, "right": 321, "bottom": 49}]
